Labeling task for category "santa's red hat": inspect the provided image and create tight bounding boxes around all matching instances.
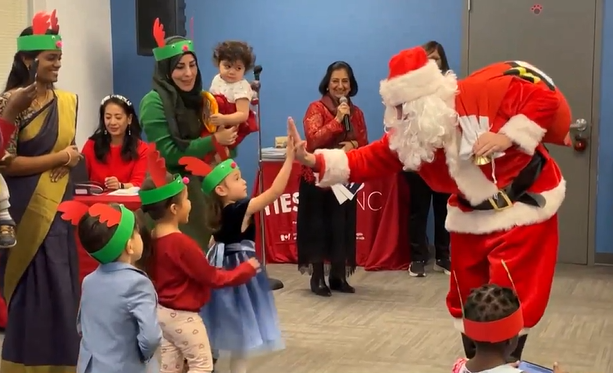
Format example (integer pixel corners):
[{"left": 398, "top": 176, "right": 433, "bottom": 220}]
[{"left": 379, "top": 46, "right": 448, "bottom": 107}]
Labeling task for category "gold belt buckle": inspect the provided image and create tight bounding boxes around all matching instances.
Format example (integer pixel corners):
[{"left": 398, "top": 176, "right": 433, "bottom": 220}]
[{"left": 488, "top": 190, "right": 513, "bottom": 211}]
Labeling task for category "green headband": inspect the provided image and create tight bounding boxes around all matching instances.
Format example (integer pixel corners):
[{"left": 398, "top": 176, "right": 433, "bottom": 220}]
[
  {"left": 92, "top": 205, "right": 135, "bottom": 264},
  {"left": 18, "top": 11, "right": 62, "bottom": 52},
  {"left": 202, "top": 159, "right": 239, "bottom": 194},
  {"left": 153, "top": 40, "right": 194, "bottom": 61},
  {"left": 17, "top": 34, "right": 62, "bottom": 52},
  {"left": 139, "top": 175, "right": 186, "bottom": 205}
]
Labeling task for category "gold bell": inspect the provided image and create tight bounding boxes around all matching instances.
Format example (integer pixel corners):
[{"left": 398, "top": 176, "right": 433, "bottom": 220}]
[{"left": 473, "top": 155, "right": 491, "bottom": 166}]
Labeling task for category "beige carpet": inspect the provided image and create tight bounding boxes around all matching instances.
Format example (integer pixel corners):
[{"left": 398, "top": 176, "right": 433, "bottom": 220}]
[
  {"left": 239, "top": 263, "right": 613, "bottom": 373},
  {"left": 1, "top": 263, "right": 611, "bottom": 373}
]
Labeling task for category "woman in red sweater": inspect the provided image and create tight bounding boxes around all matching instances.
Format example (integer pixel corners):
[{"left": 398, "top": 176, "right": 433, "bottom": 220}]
[
  {"left": 297, "top": 61, "right": 368, "bottom": 297},
  {"left": 81, "top": 95, "right": 148, "bottom": 189}
]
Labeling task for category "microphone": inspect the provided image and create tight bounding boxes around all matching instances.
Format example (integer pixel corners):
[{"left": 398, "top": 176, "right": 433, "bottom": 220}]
[
  {"left": 339, "top": 96, "right": 351, "bottom": 132},
  {"left": 252, "top": 65, "right": 262, "bottom": 104},
  {"left": 253, "top": 65, "right": 262, "bottom": 82}
]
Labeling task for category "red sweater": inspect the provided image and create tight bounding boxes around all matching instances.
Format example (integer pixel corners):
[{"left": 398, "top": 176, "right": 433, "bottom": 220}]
[
  {"left": 150, "top": 232, "right": 256, "bottom": 312},
  {"left": 81, "top": 139, "right": 149, "bottom": 187}
]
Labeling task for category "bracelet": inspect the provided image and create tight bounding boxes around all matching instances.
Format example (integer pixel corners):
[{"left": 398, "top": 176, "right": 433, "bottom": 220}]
[
  {"left": 120, "top": 182, "right": 124, "bottom": 189},
  {"left": 63, "top": 150, "right": 71, "bottom": 166}
]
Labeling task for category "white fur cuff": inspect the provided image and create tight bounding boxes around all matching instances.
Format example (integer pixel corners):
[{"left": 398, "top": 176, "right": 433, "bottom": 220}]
[
  {"left": 499, "top": 114, "right": 546, "bottom": 155},
  {"left": 379, "top": 60, "right": 444, "bottom": 107},
  {"left": 314, "top": 148, "right": 350, "bottom": 187}
]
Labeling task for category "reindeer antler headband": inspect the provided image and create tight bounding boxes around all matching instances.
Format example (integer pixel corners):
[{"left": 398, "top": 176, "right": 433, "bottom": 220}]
[
  {"left": 139, "top": 145, "right": 189, "bottom": 205},
  {"left": 454, "top": 260, "right": 524, "bottom": 343},
  {"left": 58, "top": 202, "right": 134, "bottom": 264},
  {"left": 17, "top": 10, "right": 62, "bottom": 52},
  {"left": 179, "top": 152, "right": 238, "bottom": 195},
  {"left": 152, "top": 18, "right": 194, "bottom": 62}
]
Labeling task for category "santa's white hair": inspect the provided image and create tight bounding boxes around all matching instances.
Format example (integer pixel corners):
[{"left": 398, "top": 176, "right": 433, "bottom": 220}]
[{"left": 385, "top": 71, "right": 458, "bottom": 170}]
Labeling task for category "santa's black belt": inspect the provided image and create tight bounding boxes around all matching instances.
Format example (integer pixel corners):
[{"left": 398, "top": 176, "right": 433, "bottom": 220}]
[{"left": 457, "top": 151, "right": 546, "bottom": 211}]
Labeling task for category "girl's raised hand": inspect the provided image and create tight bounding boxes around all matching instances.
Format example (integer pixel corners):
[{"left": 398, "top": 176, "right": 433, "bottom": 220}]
[{"left": 286, "top": 136, "right": 295, "bottom": 161}]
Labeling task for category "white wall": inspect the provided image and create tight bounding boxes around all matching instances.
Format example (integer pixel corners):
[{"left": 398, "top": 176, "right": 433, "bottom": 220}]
[
  {"left": 0, "top": 1, "right": 29, "bottom": 89},
  {"left": 31, "top": 0, "right": 113, "bottom": 147}
]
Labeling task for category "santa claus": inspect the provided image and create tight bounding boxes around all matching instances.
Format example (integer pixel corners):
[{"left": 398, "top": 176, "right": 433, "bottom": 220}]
[{"left": 288, "top": 46, "right": 572, "bottom": 361}]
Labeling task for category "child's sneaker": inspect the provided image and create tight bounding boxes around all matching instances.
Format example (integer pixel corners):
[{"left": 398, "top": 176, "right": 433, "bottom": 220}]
[
  {"left": 0, "top": 220, "right": 16, "bottom": 248},
  {"left": 433, "top": 258, "right": 451, "bottom": 275},
  {"left": 408, "top": 261, "right": 426, "bottom": 277}
]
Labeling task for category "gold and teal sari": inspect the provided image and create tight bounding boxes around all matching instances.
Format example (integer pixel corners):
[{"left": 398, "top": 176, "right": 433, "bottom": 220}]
[{"left": 0, "top": 90, "right": 80, "bottom": 373}]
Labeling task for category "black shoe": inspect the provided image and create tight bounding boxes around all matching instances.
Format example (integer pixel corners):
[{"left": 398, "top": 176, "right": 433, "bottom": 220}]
[
  {"left": 408, "top": 261, "right": 426, "bottom": 277},
  {"left": 310, "top": 263, "right": 331, "bottom": 297},
  {"left": 508, "top": 335, "right": 528, "bottom": 362},
  {"left": 329, "top": 276, "right": 355, "bottom": 293},
  {"left": 433, "top": 258, "right": 451, "bottom": 275},
  {"left": 310, "top": 276, "right": 331, "bottom": 297},
  {"left": 461, "top": 333, "right": 476, "bottom": 359}
]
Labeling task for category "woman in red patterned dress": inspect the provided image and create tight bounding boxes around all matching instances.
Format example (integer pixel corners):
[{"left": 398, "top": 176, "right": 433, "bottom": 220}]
[{"left": 296, "top": 61, "right": 368, "bottom": 297}]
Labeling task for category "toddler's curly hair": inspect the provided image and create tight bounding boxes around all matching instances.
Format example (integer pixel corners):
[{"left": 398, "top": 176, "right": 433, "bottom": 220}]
[{"left": 212, "top": 40, "right": 256, "bottom": 71}]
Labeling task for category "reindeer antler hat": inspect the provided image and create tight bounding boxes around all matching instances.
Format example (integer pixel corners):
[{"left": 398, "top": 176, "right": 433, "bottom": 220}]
[
  {"left": 151, "top": 18, "right": 195, "bottom": 61},
  {"left": 17, "top": 10, "right": 62, "bottom": 52},
  {"left": 454, "top": 261, "right": 524, "bottom": 343},
  {"left": 179, "top": 146, "right": 238, "bottom": 195},
  {"left": 139, "top": 145, "right": 190, "bottom": 205},
  {"left": 58, "top": 202, "right": 134, "bottom": 264}
]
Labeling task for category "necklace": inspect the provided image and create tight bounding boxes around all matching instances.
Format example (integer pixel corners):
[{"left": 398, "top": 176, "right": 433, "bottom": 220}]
[{"left": 32, "top": 90, "right": 51, "bottom": 110}]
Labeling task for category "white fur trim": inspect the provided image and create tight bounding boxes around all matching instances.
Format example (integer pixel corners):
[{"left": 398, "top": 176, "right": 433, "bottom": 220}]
[
  {"left": 453, "top": 318, "right": 530, "bottom": 336},
  {"left": 444, "top": 128, "right": 500, "bottom": 205},
  {"left": 379, "top": 60, "right": 447, "bottom": 107},
  {"left": 446, "top": 179, "right": 566, "bottom": 234},
  {"left": 314, "top": 148, "right": 350, "bottom": 187},
  {"left": 499, "top": 114, "right": 547, "bottom": 155}
]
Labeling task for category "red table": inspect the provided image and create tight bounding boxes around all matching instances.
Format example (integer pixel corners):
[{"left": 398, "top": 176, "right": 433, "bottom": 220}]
[{"left": 253, "top": 161, "right": 411, "bottom": 271}]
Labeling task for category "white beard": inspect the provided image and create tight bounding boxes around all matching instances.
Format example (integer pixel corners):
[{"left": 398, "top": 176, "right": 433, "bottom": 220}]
[{"left": 385, "top": 72, "right": 459, "bottom": 170}]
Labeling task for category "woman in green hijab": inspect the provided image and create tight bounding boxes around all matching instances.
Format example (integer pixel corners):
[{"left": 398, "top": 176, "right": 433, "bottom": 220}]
[{"left": 139, "top": 30, "right": 239, "bottom": 249}]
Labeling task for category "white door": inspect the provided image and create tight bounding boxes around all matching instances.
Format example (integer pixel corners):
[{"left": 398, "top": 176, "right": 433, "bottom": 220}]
[{"left": 464, "top": 0, "right": 599, "bottom": 264}]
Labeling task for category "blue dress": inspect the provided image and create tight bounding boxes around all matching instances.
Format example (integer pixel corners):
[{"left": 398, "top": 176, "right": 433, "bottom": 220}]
[{"left": 200, "top": 198, "right": 284, "bottom": 355}]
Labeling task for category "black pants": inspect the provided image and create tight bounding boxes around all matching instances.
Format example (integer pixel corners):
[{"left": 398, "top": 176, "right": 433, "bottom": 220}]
[{"left": 403, "top": 172, "right": 450, "bottom": 262}]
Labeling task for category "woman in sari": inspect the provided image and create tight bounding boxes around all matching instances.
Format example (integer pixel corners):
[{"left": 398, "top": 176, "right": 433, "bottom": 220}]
[
  {"left": 0, "top": 12, "right": 82, "bottom": 373},
  {"left": 140, "top": 26, "right": 254, "bottom": 249}
]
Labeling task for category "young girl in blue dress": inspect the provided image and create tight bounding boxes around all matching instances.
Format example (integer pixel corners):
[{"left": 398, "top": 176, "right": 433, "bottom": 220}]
[
  {"left": 57, "top": 201, "right": 162, "bottom": 373},
  {"left": 179, "top": 119, "right": 296, "bottom": 373}
]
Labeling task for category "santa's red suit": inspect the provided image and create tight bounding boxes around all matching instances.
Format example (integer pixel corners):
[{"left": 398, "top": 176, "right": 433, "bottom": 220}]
[{"left": 309, "top": 47, "right": 570, "bottom": 358}]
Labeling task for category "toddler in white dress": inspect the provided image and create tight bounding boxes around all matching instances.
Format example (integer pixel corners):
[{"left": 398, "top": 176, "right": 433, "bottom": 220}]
[{"left": 208, "top": 41, "right": 258, "bottom": 132}]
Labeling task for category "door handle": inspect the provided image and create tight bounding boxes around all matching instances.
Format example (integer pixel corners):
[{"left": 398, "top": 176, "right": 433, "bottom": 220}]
[{"left": 569, "top": 118, "right": 589, "bottom": 132}]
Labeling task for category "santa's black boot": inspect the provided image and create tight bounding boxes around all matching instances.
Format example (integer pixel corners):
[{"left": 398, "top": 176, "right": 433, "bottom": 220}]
[
  {"left": 507, "top": 335, "right": 528, "bottom": 363},
  {"left": 461, "top": 333, "right": 476, "bottom": 359}
]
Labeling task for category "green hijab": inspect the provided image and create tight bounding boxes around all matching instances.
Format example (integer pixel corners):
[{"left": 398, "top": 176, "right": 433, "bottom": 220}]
[{"left": 152, "top": 36, "right": 206, "bottom": 151}]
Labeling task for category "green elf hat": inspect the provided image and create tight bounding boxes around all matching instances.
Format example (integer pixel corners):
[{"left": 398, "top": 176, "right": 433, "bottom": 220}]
[
  {"left": 152, "top": 18, "right": 194, "bottom": 61},
  {"left": 58, "top": 201, "right": 135, "bottom": 264},
  {"left": 17, "top": 10, "right": 62, "bottom": 52},
  {"left": 139, "top": 145, "right": 189, "bottom": 205},
  {"left": 178, "top": 141, "right": 238, "bottom": 194}
]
